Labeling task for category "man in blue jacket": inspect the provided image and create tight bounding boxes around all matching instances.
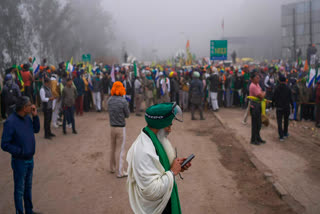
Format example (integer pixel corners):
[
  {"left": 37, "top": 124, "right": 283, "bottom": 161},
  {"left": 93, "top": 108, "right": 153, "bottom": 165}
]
[{"left": 1, "top": 96, "right": 41, "bottom": 214}]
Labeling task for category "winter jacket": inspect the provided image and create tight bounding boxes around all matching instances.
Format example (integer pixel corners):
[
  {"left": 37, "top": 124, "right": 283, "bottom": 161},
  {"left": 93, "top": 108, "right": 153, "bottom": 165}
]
[
  {"left": 272, "top": 83, "right": 293, "bottom": 110},
  {"left": 1, "top": 113, "right": 40, "bottom": 160}
]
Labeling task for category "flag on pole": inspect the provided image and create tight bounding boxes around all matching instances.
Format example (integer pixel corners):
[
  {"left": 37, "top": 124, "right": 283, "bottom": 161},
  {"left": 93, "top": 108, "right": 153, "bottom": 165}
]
[
  {"left": 315, "top": 68, "right": 320, "bottom": 83},
  {"left": 222, "top": 19, "right": 224, "bottom": 30},
  {"left": 307, "top": 67, "right": 317, "bottom": 88},
  {"left": 304, "top": 59, "right": 309, "bottom": 72},
  {"left": 70, "top": 57, "right": 73, "bottom": 66},
  {"left": 110, "top": 65, "right": 115, "bottom": 82},
  {"left": 186, "top": 40, "right": 190, "bottom": 49},
  {"left": 134, "top": 61, "right": 139, "bottom": 77},
  {"left": 33, "top": 64, "right": 40, "bottom": 74}
]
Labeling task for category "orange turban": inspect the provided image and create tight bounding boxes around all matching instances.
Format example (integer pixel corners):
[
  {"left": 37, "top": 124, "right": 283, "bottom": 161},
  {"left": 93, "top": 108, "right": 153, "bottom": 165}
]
[{"left": 111, "top": 81, "right": 126, "bottom": 96}]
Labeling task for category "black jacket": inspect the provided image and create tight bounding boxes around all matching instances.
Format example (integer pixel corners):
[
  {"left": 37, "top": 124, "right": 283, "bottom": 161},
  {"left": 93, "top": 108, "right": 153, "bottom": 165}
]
[{"left": 272, "top": 83, "right": 293, "bottom": 110}]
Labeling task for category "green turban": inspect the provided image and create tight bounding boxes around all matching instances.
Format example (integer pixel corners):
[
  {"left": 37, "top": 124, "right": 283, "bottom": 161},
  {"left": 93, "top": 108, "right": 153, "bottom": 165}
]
[{"left": 145, "top": 103, "right": 182, "bottom": 129}]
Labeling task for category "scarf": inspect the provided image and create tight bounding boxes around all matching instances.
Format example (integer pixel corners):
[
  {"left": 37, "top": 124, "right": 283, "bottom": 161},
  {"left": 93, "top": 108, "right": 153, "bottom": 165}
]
[{"left": 144, "top": 127, "right": 182, "bottom": 214}]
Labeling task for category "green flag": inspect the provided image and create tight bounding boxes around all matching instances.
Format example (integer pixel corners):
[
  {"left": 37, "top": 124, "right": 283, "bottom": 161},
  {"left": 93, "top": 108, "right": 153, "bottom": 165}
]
[{"left": 134, "top": 61, "right": 138, "bottom": 77}]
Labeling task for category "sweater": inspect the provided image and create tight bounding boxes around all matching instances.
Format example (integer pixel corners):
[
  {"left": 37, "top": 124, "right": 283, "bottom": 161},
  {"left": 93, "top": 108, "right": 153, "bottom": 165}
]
[
  {"left": 1, "top": 113, "right": 40, "bottom": 160},
  {"left": 62, "top": 86, "right": 77, "bottom": 107},
  {"left": 107, "top": 96, "right": 129, "bottom": 127}
]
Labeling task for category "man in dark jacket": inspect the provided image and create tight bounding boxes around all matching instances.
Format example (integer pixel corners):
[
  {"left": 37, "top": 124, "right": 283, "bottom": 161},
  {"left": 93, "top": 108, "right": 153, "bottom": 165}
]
[
  {"left": 73, "top": 72, "right": 85, "bottom": 115},
  {"left": 2, "top": 74, "right": 21, "bottom": 117},
  {"left": 189, "top": 71, "right": 204, "bottom": 120},
  {"left": 1, "top": 96, "right": 40, "bottom": 214},
  {"left": 272, "top": 75, "right": 294, "bottom": 141}
]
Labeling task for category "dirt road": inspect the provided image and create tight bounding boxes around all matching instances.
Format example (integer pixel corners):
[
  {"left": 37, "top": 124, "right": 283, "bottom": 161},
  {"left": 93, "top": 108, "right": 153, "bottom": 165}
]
[
  {"left": 0, "top": 111, "right": 293, "bottom": 214},
  {"left": 215, "top": 108, "right": 320, "bottom": 214}
]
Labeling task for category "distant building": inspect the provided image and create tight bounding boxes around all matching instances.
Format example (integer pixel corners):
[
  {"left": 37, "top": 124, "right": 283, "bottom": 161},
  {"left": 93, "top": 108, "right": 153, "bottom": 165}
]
[{"left": 281, "top": 0, "right": 320, "bottom": 61}]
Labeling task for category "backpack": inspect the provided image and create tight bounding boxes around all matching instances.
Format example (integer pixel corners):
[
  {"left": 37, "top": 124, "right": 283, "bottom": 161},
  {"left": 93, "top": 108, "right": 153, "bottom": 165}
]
[{"left": 6, "top": 84, "right": 19, "bottom": 106}]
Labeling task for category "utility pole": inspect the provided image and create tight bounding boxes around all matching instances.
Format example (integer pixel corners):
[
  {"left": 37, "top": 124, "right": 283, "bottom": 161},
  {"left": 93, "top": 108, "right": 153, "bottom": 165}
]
[
  {"left": 293, "top": 8, "right": 297, "bottom": 62},
  {"left": 310, "top": 0, "right": 313, "bottom": 44}
]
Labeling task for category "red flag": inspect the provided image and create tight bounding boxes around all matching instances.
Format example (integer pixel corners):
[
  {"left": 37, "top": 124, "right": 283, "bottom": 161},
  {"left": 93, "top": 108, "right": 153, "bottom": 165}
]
[{"left": 186, "top": 40, "right": 190, "bottom": 49}]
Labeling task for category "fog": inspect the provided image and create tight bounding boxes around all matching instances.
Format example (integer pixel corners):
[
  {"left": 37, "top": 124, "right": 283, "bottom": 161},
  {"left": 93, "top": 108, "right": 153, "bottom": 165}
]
[{"left": 102, "top": 0, "right": 302, "bottom": 61}]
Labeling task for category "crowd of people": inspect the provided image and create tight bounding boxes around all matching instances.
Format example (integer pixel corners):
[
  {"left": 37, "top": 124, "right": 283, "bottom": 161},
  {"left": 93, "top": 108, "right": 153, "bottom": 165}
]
[
  {"left": 1, "top": 58, "right": 320, "bottom": 135},
  {"left": 1, "top": 56, "right": 320, "bottom": 214}
]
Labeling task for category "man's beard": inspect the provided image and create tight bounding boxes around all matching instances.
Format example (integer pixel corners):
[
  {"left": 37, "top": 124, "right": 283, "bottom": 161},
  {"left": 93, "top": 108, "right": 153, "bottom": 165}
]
[{"left": 157, "top": 129, "right": 175, "bottom": 165}]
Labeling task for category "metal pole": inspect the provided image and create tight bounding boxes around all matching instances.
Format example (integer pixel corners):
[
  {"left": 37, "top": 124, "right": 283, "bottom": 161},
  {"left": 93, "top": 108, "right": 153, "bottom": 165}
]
[
  {"left": 310, "top": 0, "right": 313, "bottom": 44},
  {"left": 293, "top": 8, "right": 297, "bottom": 61}
]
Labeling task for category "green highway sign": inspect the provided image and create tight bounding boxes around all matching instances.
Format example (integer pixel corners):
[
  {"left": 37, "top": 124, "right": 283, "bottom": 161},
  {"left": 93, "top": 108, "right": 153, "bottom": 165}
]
[{"left": 210, "top": 40, "right": 228, "bottom": 61}]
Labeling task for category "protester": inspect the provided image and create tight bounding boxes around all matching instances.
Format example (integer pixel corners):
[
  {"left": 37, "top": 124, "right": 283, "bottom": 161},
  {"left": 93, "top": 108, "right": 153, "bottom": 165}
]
[
  {"left": 144, "top": 70, "right": 155, "bottom": 108},
  {"left": 189, "top": 71, "right": 204, "bottom": 120},
  {"left": 1, "top": 96, "right": 40, "bottom": 214},
  {"left": 315, "top": 80, "right": 320, "bottom": 128},
  {"left": 50, "top": 74, "right": 61, "bottom": 128},
  {"left": 249, "top": 71, "right": 266, "bottom": 145},
  {"left": 82, "top": 74, "right": 91, "bottom": 112},
  {"left": 272, "top": 75, "right": 294, "bottom": 141},
  {"left": 92, "top": 71, "right": 103, "bottom": 112},
  {"left": 61, "top": 78, "right": 77, "bottom": 134},
  {"left": 40, "top": 78, "right": 55, "bottom": 139},
  {"left": 73, "top": 72, "right": 85, "bottom": 116},
  {"left": 170, "top": 71, "right": 180, "bottom": 104},
  {"left": 107, "top": 81, "right": 130, "bottom": 178},
  {"left": 158, "top": 73, "right": 171, "bottom": 103},
  {"left": 101, "top": 71, "right": 111, "bottom": 111},
  {"left": 134, "top": 75, "right": 144, "bottom": 116},
  {"left": 126, "top": 103, "right": 191, "bottom": 214},
  {"left": 2, "top": 73, "right": 21, "bottom": 117},
  {"left": 21, "top": 64, "right": 33, "bottom": 101},
  {"left": 208, "top": 67, "right": 219, "bottom": 111}
]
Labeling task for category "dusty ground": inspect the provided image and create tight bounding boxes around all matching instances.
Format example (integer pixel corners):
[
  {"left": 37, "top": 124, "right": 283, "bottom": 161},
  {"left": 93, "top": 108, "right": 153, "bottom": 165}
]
[
  {"left": 0, "top": 111, "right": 294, "bottom": 214},
  {"left": 215, "top": 108, "right": 320, "bottom": 214}
]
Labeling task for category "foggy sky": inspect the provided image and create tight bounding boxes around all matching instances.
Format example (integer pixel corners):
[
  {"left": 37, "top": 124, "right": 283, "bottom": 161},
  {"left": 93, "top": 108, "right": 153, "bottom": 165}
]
[{"left": 102, "top": 0, "right": 302, "bottom": 61}]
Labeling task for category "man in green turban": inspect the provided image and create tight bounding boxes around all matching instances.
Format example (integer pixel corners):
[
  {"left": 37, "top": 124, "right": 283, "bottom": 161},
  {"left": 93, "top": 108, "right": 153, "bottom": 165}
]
[{"left": 126, "top": 102, "right": 192, "bottom": 214}]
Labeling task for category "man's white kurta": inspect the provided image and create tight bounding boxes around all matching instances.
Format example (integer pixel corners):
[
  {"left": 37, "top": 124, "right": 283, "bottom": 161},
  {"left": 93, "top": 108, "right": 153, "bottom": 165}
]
[{"left": 126, "top": 131, "right": 174, "bottom": 214}]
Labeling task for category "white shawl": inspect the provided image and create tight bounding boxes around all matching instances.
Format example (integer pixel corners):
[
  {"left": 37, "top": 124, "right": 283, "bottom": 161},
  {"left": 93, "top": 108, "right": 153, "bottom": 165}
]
[{"left": 126, "top": 131, "right": 174, "bottom": 214}]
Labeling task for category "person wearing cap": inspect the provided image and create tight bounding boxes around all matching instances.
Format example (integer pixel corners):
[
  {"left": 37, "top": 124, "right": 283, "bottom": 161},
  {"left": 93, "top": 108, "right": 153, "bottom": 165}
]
[
  {"left": 127, "top": 102, "right": 191, "bottom": 214},
  {"left": 2, "top": 73, "right": 21, "bottom": 117},
  {"left": 272, "top": 75, "right": 294, "bottom": 141},
  {"left": 249, "top": 71, "right": 266, "bottom": 145},
  {"left": 107, "top": 81, "right": 130, "bottom": 178},
  {"left": 189, "top": 71, "right": 205, "bottom": 120},
  {"left": 1, "top": 96, "right": 41, "bottom": 214},
  {"left": 40, "top": 78, "right": 55, "bottom": 139}
]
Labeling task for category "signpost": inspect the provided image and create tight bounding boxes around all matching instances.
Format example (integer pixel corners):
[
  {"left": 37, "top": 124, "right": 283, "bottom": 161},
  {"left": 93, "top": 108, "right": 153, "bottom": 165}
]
[{"left": 210, "top": 40, "right": 228, "bottom": 61}]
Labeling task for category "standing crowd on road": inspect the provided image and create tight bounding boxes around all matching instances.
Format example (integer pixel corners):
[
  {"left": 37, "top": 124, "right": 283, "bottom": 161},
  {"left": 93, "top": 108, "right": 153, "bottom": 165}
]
[{"left": 1, "top": 55, "right": 320, "bottom": 213}]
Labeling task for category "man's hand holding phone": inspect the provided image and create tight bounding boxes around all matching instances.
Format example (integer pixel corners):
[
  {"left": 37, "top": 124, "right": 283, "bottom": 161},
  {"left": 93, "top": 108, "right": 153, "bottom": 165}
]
[{"left": 31, "top": 105, "right": 37, "bottom": 117}]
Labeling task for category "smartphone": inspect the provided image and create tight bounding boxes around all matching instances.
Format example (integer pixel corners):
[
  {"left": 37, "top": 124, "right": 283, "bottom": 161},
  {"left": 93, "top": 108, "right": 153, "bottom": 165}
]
[{"left": 181, "top": 154, "right": 195, "bottom": 168}]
